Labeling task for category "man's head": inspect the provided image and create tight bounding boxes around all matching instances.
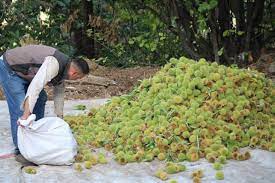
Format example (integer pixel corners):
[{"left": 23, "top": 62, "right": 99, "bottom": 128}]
[{"left": 67, "top": 58, "right": 90, "bottom": 80}]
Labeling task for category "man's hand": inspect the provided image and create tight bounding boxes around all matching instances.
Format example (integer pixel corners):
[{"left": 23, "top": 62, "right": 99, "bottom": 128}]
[
  {"left": 57, "top": 113, "right": 64, "bottom": 119},
  {"left": 20, "top": 114, "right": 31, "bottom": 120}
]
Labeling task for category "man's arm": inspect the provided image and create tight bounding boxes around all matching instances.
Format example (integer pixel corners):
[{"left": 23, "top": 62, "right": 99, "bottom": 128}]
[
  {"left": 21, "top": 56, "right": 59, "bottom": 119},
  {"left": 53, "top": 81, "right": 65, "bottom": 118},
  {"left": 21, "top": 98, "right": 31, "bottom": 120}
]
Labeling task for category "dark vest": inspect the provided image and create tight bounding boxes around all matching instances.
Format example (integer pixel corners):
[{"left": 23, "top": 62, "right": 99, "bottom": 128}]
[{"left": 3, "top": 45, "right": 69, "bottom": 86}]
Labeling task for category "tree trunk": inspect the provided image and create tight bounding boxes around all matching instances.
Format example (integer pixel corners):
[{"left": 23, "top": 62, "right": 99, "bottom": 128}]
[
  {"left": 229, "top": 0, "right": 245, "bottom": 54},
  {"left": 169, "top": 0, "right": 200, "bottom": 59},
  {"left": 81, "top": 0, "right": 95, "bottom": 57},
  {"left": 218, "top": 0, "right": 232, "bottom": 64},
  {"left": 244, "top": 0, "right": 265, "bottom": 51},
  {"left": 209, "top": 9, "right": 220, "bottom": 63}
]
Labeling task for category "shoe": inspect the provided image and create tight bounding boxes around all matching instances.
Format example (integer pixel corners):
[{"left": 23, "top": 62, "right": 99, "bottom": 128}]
[
  {"left": 14, "top": 148, "right": 20, "bottom": 155},
  {"left": 15, "top": 154, "right": 37, "bottom": 166}
]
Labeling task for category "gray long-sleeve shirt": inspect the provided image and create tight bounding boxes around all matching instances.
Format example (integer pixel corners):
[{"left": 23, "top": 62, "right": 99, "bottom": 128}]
[{"left": 22, "top": 56, "right": 64, "bottom": 117}]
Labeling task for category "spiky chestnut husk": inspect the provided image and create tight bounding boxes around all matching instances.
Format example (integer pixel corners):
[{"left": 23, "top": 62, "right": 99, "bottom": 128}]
[
  {"left": 197, "top": 169, "right": 203, "bottom": 178},
  {"left": 89, "top": 155, "right": 98, "bottom": 165},
  {"left": 218, "top": 156, "right": 227, "bottom": 164},
  {"left": 83, "top": 152, "right": 93, "bottom": 161},
  {"left": 210, "top": 144, "right": 222, "bottom": 151},
  {"left": 75, "top": 154, "right": 85, "bottom": 162},
  {"left": 250, "top": 136, "right": 259, "bottom": 144},
  {"left": 189, "top": 146, "right": 199, "bottom": 153},
  {"left": 169, "top": 179, "right": 178, "bottom": 183},
  {"left": 266, "top": 142, "right": 272, "bottom": 149},
  {"left": 177, "top": 153, "right": 186, "bottom": 162},
  {"left": 84, "top": 161, "right": 92, "bottom": 169},
  {"left": 231, "top": 146, "right": 239, "bottom": 152},
  {"left": 192, "top": 171, "right": 198, "bottom": 178},
  {"left": 144, "top": 153, "right": 154, "bottom": 162},
  {"left": 237, "top": 153, "right": 246, "bottom": 161},
  {"left": 260, "top": 130, "right": 270, "bottom": 139},
  {"left": 154, "top": 169, "right": 162, "bottom": 177},
  {"left": 152, "top": 148, "right": 160, "bottom": 156},
  {"left": 199, "top": 151, "right": 205, "bottom": 158},
  {"left": 174, "top": 128, "right": 181, "bottom": 135},
  {"left": 125, "top": 154, "right": 135, "bottom": 163},
  {"left": 229, "top": 133, "right": 237, "bottom": 140},
  {"left": 244, "top": 151, "right": 251, "bottom": 160},
  {"left": 98, "top": 153, "right": 107, "bottom": 164},
  {"left": 260, "top": 142, "right": 269, "bottom": 150},
  {"left": 104, "top": 144, "right": 112, "bottom": 151},
  {"left": 133, "top": 153, "right": 142, "bottom": 162},
  {"left": 192, "top": 170, "right": 203, "bottom": 178},
  {"left": 176, "top": 164, "right": 186, "bottom": 172},
  {"left": 189, "top": 135, "right": 197, "bottom": 143},
  {"left": 249, "top": 142, "right": 257, "bottom": 149},
  {"left": 206, "top": 153, "right": 216, "bottom": 163},
  {"left": 162, "top": 139, "right": 169, "bottom": 146},
  {"left": 232, "top": 152, "right": 239, "bottom": 160},
  {"left": 155, "top": 170, "right": 168, "bottom": 181},
  {"left": 165, "top": 164, "right": 178, "bottom": 174},
  {"left": 226, "top": 151, "right": 233, "bottom": 159},
  {"left": 269, "top": 144, "right": 275, "bottom": 152},
  {"left": 240, "top": 140, "right": 250, "bottom": 147},
  {"left": 193, "top": 176, "right": 201, "bottom": 183},
  {"left": 187, "top": 152, "right": 200, "bottom": 162},
  {"left": 170, "top": 143, "right": 178, "bottom": 152},
  {"left": 215, "top": 171, "right": 224, "bottom": 180},
  {"left": 213, "top": 162, "right": 223, "bottom": 170},
  {"left": 24, "top": 166, "right": 37, "bottom": 174},
  {"left": 204, "top": 148, "right": 212, "bottom": 154},
  {"left": 67, "top": 57, "right": 274, "bottom": 165},
  {"left": 74, "top": 163, "right": 83, "bottom": 172},
  {"left": 117, "top": 156, "right": 128, "bottom": 165},
  {"left": 157, "top": 153, "right": 166, "bottom": 161}
]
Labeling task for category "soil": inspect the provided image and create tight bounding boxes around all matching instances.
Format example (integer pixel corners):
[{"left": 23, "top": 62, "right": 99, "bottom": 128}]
[{"left": 0, "top": 62, "right": 160, "bottom": 100}]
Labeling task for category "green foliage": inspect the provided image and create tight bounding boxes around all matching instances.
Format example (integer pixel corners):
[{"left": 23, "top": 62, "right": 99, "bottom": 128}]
[
  {"left": 92, "top": 3, "right": 182, "bottom": 67},
  {"left": 74, "top": 105, "right": 87, "bottom": 111},
  {"left": 0, "top": 0, "right": 273, "bottom": 66},
  {"left": 0, "top": 0, "right": 77, "bottom": 55}
]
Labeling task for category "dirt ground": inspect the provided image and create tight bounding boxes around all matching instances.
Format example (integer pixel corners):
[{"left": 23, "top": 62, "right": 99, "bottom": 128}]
[{"left": 0, "top": 62, "right": 159, "bottom": 100}]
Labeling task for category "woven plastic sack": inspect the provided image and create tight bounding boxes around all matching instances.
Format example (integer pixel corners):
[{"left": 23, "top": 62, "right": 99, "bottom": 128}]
[{"left": 17, "top": 114, "right": 77, "bottom": 165}]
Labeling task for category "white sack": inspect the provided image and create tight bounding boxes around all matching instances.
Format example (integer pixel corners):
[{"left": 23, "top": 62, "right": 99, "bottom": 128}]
[{"left": 17, "top": 114, "right": 77, "bottom": 165}]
